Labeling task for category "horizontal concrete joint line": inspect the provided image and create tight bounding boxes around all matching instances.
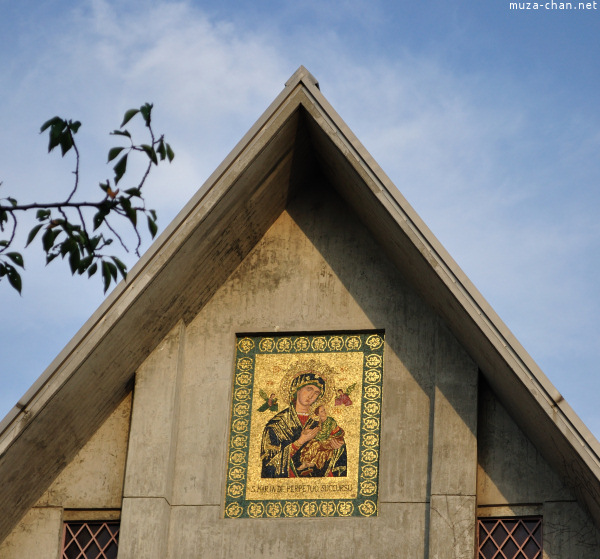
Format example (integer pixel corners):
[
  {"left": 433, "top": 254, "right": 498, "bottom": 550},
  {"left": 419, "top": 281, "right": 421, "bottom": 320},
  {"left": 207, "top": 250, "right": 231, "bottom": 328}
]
[
  {"left": 123, "top": 495, "right": 173, "bottom": 507},
  {"left": 430, "top": 493, "right": 477, "bottom": 498},
  {"left": 477, "top": 502, "right": 544, "bottom": 508},
  {"left": 379, "top": 499, "right": 429, "bottom": 505},
  {"left": 169, "top": 504, "right": 221, "bottom": 508}
]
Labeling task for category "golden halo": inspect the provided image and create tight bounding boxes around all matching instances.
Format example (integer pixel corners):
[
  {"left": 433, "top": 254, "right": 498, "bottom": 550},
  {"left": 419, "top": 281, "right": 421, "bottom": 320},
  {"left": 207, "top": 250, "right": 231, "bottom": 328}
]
[{"left": 278, "top": 358, "right": 336, "bottom": 410}]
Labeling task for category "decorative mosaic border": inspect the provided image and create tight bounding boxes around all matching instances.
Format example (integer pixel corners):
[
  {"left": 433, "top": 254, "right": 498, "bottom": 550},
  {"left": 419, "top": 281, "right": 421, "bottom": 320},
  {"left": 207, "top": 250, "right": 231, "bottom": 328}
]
[{"left": 224, "top": 332, "right": 384, "bottom": 519}]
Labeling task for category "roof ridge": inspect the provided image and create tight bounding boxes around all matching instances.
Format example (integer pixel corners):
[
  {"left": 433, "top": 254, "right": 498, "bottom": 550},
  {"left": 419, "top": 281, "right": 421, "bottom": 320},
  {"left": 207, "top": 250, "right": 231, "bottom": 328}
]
[{"left": 285, "top": 65, "right": 320, "bottom": 90}]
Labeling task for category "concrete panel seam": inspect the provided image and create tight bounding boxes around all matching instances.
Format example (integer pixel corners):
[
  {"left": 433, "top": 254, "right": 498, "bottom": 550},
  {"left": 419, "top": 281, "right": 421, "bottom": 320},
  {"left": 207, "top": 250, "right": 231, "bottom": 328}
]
[
  {"left": 122, "top": 495, "right": 173, "bottom": 507},
  {"left": 430, "top": 493, "right": 477, "bottom": 498}
]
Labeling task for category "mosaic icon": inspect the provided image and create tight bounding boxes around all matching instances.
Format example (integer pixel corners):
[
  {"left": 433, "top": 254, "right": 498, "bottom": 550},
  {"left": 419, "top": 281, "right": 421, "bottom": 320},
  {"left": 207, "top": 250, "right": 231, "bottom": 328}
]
[{"left": 224, "top": 332, "right": 384, "bottom": 519}]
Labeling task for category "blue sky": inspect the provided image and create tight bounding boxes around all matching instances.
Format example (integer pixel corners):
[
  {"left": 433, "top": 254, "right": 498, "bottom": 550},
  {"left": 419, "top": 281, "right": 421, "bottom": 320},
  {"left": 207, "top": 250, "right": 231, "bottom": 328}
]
[{"left": 1, "top": 0, "right": 599, "bottom": 437}]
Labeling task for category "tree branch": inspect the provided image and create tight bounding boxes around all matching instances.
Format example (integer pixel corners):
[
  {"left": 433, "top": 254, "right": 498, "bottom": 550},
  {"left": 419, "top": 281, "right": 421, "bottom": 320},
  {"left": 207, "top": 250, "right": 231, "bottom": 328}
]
[{"left": 0, "top": 103, "right": 174, "bottom": 295}]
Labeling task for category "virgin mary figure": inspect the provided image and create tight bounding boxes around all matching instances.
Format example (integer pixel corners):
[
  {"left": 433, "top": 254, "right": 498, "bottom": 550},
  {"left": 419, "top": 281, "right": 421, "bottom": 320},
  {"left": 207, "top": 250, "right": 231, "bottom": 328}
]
[{"left": 260, "top": 361, "right": 347, "bottom": 478}]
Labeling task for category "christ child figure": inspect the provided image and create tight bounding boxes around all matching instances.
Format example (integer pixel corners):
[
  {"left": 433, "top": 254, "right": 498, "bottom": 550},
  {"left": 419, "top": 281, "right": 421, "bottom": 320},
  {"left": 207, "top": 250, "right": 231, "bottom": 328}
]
[{"left": 297, "top": 405, "right": 345, "bottom": 474}]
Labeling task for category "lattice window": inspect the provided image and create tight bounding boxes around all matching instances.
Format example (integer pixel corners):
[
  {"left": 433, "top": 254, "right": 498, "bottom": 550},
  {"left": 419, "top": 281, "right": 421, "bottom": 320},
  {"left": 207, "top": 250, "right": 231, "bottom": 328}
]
[
  {"left": 62, "top": 521, "right": 119, "bottom": 559},
  {"left": 478, "top": 517, "right": 542, "bottom": 559}
]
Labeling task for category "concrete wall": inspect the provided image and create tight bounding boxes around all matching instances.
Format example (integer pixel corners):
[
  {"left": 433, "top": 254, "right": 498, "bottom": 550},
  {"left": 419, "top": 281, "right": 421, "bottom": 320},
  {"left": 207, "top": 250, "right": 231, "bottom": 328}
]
[
  {"left": 5, "top": 179, "right": 599, "bottom": 558},
  {"left": 119, "top": 181, "right": 478, "bottom": 559},
  {"left": 478, "top": 379, "right": 600, "bottom": 557},
  {"left": 0, "top": 393, "right": 131, "bottom": 558}
]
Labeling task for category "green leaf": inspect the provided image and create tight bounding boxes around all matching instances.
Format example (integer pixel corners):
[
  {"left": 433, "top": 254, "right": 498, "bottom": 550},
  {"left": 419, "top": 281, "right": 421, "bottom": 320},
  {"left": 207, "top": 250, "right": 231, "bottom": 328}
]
[
  {"left": 46, "top": 252, "right": 59, "bottom": 265},
  {"left": 157, "top": 140, "right": 166, "bottom": 161},
  {"left": 6, "top": 197, "right": 17, "bottom": 207},
  {"left": 147, "top": 215, "right": 158, "bottom": 238},
  {"left": 90, "top": 235, "right": 101, "bottom": 250},
  {"left": 128, "top": 208, "right": 137, "bottom": 227},
  {"left": 120, "top": 196, "right": 131, "bottom": 212},
  {"left": 48, "top": 131, "right": 61, "bottom": 152},
  {"left": 87, "top": 261, "right": 98, "bottom": 277},
  {"left": 107, "top": 146, "right": 125, "bottom": 163},
  {"left": 166, "top": 143, "right": 175, "bottom": 162},
  {"left": 40, "top": 116, "right": 63, "bottom": 133},
  {"left": 107, "top": 261, "right": 118, "bottom": 280},
  {"left": 140, "top": 103, "right": 153, "bottom": 127},
  {"left": 47, "top": 121, "right": 66, "bottom": 153},
  {"left": 6, "top": 264, "right": 22, "bottom": 294},
  {"left": 36, "top": 209, "right": 50, "bottom": 221},
  {"left": 60, "top": 237, "right": 73, "bottom": 257},
  {"left": 68, "top": 247, "right": 80, "bottom": 274},
  {"left": 70, "top": 120, "right": 81, "bottom": 133},
  {"left": 6, "top": 252, "right": 24, "bottom": 268},
  {"left": 141, "top": 144, "right": 158, "bottom": 165},
  {"left": 59, "top": 132, "right": 73, "bottom": 156},
  {"left": 120, "top": 108, "right": 139, "bottom": 127},
  {"left": 101, "top": 260, "right": 112, "bottom": 292},
  {"left": 93, "top": 212, "right": 104, "bottom": 230},
  {"left": 111, "top": 256, "right": 127, "bottom": 279},
  {"left": 113, "top": 154, "right": 128, "bottom": 185},
  {"left": 42, "top": 228, "right": 54, "bottom": 252},
  {"left": 111, "top": 129, "right": 132, "bottom": 138},
  {"left": 101, "top": 260, "right": 118, "bottom": 292},
  {"left": 26, "top": 224, "right": 43, "bottom": 247},
  {"left": 77, "top": 255, "right": 93, "bottom": 274},
  {"left": 124, "top": 188, "right": 141, "bottom": 197},
  {"left": 119, "top": 197, "right": 136, "bottom": 226}
]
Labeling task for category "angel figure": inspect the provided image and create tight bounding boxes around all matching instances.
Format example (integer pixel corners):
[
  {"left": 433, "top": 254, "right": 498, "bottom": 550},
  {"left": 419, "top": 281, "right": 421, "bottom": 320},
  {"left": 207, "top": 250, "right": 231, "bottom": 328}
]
[
  {"left": 335, "top": 383, "right": 356, "bottom": 406},
  {"left": 258, "top": 389, "right": 279, "bottom": 412}
]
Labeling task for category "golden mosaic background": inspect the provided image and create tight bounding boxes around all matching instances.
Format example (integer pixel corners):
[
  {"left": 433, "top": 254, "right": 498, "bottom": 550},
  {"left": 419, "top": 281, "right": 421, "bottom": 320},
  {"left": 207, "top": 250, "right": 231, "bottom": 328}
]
[{"left": 224, "top": 332, "right": 384, "bottom": 519}]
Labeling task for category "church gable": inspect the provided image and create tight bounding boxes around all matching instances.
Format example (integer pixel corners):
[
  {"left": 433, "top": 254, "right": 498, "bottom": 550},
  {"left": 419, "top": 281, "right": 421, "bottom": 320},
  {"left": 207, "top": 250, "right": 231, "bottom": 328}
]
[
  {"left": 0, "top": 394, "right": 131, "bottom": 558},
  {"left": 1, "top": 67, "right": 600, "bottom": 558},
  {"left": 117, "top": 175, "right": 478, "bottom": 557},
  {"left": 477, "top": 379, "right": 600, "bottom": 556}
]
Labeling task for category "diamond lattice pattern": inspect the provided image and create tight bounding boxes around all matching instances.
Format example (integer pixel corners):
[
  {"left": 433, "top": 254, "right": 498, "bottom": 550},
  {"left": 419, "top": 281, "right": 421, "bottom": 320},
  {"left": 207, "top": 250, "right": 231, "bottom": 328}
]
[
  {"left": 62, "top": 521, "right": 119, "bottom": 559},
  {"left": 478, "top": 517, "right": 542, "bottom": 559}
]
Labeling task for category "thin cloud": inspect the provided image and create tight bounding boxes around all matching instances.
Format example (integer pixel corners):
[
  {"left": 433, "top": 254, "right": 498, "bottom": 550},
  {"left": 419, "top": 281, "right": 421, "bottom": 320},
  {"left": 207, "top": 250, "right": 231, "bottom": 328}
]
[{"left": 1, "top": 0, "right": 599, "bottom": 441}]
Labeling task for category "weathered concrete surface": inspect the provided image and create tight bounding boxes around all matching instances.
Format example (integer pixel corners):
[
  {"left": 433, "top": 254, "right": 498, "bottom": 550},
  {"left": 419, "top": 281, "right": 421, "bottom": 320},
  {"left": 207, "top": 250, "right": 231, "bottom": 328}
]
[
  {"left": 129, "top": 181, "right": 477, "bottom": 556},
  {"left": 123, "top": 322, "right": 185, "bottom": 501},
  {"left": 165, "top": 503, "right": 426, "bottom": 559},
  {"left": 478, "top": 380, "right": 600, "bottom": 556},
  {"left": 544, "top": 501, "right": 600, "bottom": 558},
  {"left": 172, "top": 182, "right": 449, "bottom": 509},
  {"left": 5, "top": 175, "right": 600, "bottom": 558},
  {"left": 4, "top": 67, "right": 600, "bottom": 552},
  {"left": 0, "top": 507, "right": 62, "bottom": 559},
  {"left": 118, "top": 497, "right": 171, "bottom": 559},
  {"left": 0, "top": 394, "right": 131, "bottom": 558},
  {"left": 430, "top": 333, "right": 478, "bottom": 497},
  {"left": 116, "top": 323, "right": 185, "bottom": 558},
  {"left": 428, "top": 495, "right": 476, "bottom": 559},
  {"left": 478, "top": 380, "right": 570, "bottom": 505},
  {"left": 426, "top": 330, "right": 477, "bottom": 558},
  {"left": 36, "top": 393, "right": 131, "bottom": 509}
]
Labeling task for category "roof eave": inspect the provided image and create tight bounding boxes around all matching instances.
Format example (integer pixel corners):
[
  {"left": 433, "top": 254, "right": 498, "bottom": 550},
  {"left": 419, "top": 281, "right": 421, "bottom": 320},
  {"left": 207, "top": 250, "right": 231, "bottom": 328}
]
[{"left": 1, "top": 66, "right": 599, "bottom": 537}]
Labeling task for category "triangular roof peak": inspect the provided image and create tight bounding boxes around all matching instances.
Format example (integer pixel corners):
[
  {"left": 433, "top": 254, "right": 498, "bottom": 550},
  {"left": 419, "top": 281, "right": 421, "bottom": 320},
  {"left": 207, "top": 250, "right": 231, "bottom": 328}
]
[
  {"left": 1, "top": 66, "right": 600, "bottom": 538},
  {"left": 285, "top": 65, "right": 320, "bottom": 89}
]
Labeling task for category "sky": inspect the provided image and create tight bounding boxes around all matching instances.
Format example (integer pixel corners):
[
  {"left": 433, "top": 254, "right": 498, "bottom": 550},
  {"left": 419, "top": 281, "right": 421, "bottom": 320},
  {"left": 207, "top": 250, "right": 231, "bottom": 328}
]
[{"left": 1, "top": 0, "right": 599, "bottom": 437}]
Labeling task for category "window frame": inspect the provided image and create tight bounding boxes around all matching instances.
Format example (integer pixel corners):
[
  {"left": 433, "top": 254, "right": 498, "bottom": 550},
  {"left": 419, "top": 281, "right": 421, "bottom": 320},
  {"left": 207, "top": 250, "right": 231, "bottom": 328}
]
[
  {"left": 61, "top": 510, "right": 120, "bottom": 559},
  {"left": 477, "top": 516, "right": 543, "bottom": 559}
]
